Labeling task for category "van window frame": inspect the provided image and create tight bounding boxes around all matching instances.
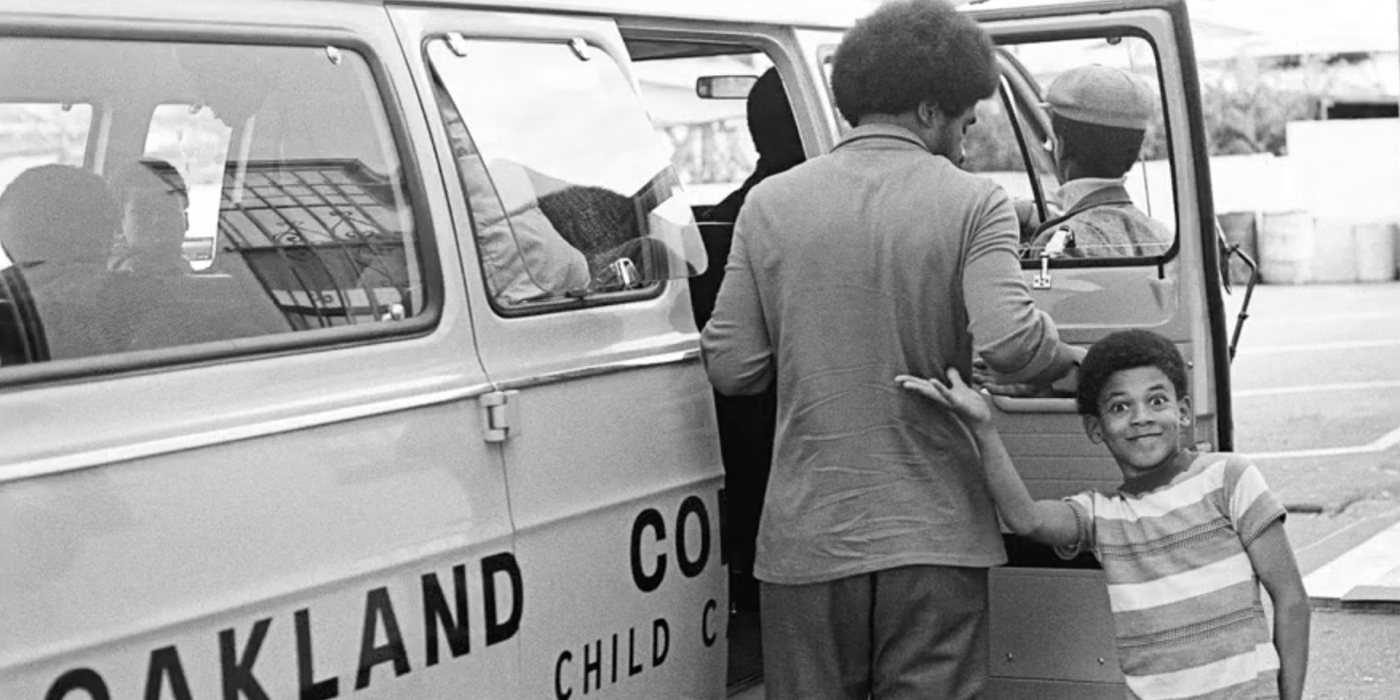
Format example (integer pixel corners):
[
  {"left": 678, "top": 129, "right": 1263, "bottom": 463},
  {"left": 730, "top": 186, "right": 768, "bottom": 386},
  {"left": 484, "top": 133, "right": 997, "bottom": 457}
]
[
  {"left": 814, "top": 45, "right": 848, "bottom": 135},
  {"left": 0, "top": 26, "right": 444, "bottom": 389}
]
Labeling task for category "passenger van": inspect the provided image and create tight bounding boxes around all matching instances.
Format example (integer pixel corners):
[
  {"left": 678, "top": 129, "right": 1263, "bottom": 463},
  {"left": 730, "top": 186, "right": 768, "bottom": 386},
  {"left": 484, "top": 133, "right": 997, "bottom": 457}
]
[{"left": 0, "top": 0, "right": 1251, "bottom": 698}]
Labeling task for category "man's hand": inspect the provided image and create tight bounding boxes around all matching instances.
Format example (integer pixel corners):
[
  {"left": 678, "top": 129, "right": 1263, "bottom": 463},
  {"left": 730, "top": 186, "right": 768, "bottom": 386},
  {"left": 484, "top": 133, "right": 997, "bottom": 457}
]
[{"left": 896, "top": 368, "right": 992, "bottom": 426}]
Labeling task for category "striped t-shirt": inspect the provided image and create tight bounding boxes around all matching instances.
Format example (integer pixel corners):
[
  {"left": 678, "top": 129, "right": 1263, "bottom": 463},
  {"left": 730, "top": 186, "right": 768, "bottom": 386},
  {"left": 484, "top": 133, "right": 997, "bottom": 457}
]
[{"left": 1057, "top": 453, "right": 1288, "bottom": 700}]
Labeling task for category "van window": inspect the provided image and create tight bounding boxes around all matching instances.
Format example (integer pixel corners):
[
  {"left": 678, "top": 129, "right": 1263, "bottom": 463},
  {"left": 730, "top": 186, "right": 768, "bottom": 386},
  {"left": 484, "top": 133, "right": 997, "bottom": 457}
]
[
  {"left": 967, "top": 36, "right": 1175, "bottom": 261},
  {"left": 144, "top": 104, "right": 234, "bottom": 272},
  {"left": 428, "top": 37, "right": 703, "bottom": 309},
  {"left": 0, "top": 37, "right": 425, "bottom": 369},
  {"left": 961, "top": 76, "right": 1060, "bottom": 237}
]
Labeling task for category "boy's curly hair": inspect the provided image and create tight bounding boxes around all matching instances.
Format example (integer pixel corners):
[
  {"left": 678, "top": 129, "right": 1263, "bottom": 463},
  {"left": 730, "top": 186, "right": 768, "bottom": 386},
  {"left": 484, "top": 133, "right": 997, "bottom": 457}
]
[
  {"left": 1076, "top": 329, "right": 1189, "bottom": 416},
  {"left": 831, "top": 0, "right": 998, "bottom": 125}
]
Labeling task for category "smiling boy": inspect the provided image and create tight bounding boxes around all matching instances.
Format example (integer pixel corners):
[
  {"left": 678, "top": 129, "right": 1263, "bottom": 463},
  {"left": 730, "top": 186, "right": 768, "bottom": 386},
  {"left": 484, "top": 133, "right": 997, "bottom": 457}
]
[{"left": 897, "top": 329, "right": 1310, "bottom": 700}]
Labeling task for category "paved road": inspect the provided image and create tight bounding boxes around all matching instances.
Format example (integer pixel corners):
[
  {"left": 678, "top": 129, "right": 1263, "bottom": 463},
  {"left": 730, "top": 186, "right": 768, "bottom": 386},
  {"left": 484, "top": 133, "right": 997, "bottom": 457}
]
[
  {"left": 1227, "top": 284, "right": 1400, "bottom": 557},
  {"left": 1226, "top": 281, "right": 1400, "bottom": 700}
]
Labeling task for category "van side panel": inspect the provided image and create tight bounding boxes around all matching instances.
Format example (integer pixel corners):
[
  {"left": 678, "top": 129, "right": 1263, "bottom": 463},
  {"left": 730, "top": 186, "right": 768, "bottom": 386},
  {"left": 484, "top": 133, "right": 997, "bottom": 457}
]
[
  {"left": 0, "top": 1, "right": 522, "bottom": 697},
  {"left": 387, "top": 5, "right": 727, "bottom": 698},
  {"left": 2, "top": 398, "right": 520, "bottom": 699}
]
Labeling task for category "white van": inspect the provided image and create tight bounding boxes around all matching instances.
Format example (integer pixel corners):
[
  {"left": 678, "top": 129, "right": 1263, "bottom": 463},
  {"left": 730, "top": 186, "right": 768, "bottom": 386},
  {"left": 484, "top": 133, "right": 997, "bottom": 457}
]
[{"left": 0, "top": 1, "right": 1249, "bottom": 698}]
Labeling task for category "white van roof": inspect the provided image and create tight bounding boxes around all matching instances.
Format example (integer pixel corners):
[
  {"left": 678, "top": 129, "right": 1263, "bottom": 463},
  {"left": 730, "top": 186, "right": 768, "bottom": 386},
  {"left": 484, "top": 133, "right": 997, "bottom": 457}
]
[
  {"left": 380, "top": 0, "right": 924, "bottom": 30},
  {"left": 376, "top": 0, "right": 1122, "bottom": 31}
]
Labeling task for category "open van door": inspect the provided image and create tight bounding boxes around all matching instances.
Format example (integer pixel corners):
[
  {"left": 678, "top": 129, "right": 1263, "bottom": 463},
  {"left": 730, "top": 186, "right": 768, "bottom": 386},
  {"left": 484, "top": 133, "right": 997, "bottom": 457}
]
[{"left": 957, "top": 1, "right": 1229, "bottom": 696}]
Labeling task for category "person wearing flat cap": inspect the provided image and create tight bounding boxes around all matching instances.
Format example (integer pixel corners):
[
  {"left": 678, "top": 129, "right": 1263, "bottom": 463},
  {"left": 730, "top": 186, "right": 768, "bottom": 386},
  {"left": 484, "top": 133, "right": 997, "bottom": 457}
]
[{"left": 1025, "top": 64, "right": 1173, "bottom": 258}]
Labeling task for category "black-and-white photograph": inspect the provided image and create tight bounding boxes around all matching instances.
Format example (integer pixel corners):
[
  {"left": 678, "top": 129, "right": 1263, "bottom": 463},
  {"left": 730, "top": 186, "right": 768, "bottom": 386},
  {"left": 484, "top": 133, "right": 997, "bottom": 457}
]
[{"left": 2, "top": 1, "right": 1397, "bottom": 699}]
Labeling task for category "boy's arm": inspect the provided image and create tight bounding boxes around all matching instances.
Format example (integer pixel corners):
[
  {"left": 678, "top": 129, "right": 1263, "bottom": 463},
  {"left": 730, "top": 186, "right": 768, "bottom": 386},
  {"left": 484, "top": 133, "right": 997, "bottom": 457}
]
[
  {"left": 896, "top": 369, "right": 1079, "bottom": 547},
  {"left": 1245, "top": 519, "right": 1310, "bottom": 700},
  {"left": 969, "top": 421, "right": 1080, "bottom": 547}
]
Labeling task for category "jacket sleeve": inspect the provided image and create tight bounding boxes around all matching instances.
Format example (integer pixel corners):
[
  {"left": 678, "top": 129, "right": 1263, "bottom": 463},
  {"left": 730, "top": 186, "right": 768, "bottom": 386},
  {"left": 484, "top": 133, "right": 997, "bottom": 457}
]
[
  {"left": 963, "top": 186, "right": 1066, "bottom": 384},
  {"left": 700, "top": 209, "right": 774, "bottom": 396}
]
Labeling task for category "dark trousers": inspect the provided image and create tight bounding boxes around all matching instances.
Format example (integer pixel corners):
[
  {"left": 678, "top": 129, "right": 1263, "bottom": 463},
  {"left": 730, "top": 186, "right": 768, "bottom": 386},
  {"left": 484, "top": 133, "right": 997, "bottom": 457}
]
[
  {"left": 760, "top": 565, "right": 990, "bottom": 700},
  {"left": 714, "top": 387, "right": 775, "bottom": 612}
]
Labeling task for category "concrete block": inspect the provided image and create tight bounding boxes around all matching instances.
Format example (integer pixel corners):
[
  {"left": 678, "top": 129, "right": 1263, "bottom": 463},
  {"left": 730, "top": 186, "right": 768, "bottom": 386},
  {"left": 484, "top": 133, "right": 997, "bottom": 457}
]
[
  {"left": 1310, "top": 218, "right": 1358, "bottom": 283},
  {"left": 1340, "top": 586, "right": 1400, "bottom": 614},
  {"left": 1259, "top": 211, "right": 1314, "bottom": 284},
  {"left": 1356, "top": 223, "right": 1398, "bottom": 282}
]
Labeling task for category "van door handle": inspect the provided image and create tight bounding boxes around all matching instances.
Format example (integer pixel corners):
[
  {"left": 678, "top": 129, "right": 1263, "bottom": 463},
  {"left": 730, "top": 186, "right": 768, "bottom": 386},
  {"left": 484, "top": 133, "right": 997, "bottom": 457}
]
[{"left": 481, "top": 390, "right": 521, "bottom": 443}]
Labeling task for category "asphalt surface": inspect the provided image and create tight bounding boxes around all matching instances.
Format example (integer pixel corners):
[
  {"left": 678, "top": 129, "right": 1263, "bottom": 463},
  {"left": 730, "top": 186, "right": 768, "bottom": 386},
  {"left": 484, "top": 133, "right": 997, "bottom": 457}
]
[
  {"left": 1225, "top": 281, "right": 1400, "bottom": 700},
  {"left": 1227, "top": 283, "right": 1400, "bottom": 548}
]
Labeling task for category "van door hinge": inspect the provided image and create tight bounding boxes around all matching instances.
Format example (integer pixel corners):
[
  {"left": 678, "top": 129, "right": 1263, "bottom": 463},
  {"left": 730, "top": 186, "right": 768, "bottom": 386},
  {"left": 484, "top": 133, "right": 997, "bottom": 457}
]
[{"left": 480, "top": 390, "right": 520, "bottom": 443}]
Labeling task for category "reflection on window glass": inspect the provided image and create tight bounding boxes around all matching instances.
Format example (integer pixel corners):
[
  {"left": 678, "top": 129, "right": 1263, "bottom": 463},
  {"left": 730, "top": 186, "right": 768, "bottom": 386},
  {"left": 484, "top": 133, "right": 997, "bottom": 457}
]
[
  {"left": 435, "top": 39, "right": 669, "bottom": 197},
  {"left": 145, "top": 105, "right": 233, "bottom": 271},
  {"left": 0, "top": 37, "right": 425, "bottom": 370},
  {"left": 0, "top": 103, "right": 92, "bottom": 269},
  {"left": 968, "top": 36, "right": 1174, "bottom": 260},
  {"left": 428, "top": 38, "right": 703, "bottom": 307}
]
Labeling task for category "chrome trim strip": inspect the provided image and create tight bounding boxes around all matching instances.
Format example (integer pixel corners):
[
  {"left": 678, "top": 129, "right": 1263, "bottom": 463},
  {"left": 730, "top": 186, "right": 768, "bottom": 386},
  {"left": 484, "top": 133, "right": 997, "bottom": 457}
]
[
  {"left": 495, "top": 347, "right": 702, "bottom": 391},
  {"left": 0, "top": 381, "right": 496, "bottom": 485},
  {"left": 3, "top": 347, "right": 702, "bottom": 484}
]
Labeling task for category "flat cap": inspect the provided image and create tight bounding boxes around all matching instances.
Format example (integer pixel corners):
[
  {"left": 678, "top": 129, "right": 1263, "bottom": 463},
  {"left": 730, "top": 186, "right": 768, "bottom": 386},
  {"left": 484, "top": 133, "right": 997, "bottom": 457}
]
[{"left": 1045, "top": 64, "right": 1156, "bottom": 131}]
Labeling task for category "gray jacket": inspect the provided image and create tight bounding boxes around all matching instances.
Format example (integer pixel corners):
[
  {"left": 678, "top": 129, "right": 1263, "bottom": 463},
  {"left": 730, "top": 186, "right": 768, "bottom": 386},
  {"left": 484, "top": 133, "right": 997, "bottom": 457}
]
[{"left": 702, "top": 124, "right": 1065, "bottom": 584}]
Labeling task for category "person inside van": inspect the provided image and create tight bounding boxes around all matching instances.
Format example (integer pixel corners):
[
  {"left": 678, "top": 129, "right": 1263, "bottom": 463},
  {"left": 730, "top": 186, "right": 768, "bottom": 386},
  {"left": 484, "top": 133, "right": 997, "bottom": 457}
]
[
  {"left": 700, "top": 67, "right": 806, "bottom": 225},
  {"left": 691, "top": 66, "right": 804, "bottom": 617},
  {"left": 702, "top": 1, "right": 1082, "bottom": 697},
  {"left": 0, "top": 163, "right": 127, "bottom": 361},
  {"left": 436, "top": 80, "right": 679, "bottom": 299},
  {"left": 109, "top": 158, "right": 192, "bottom": 277},
  {"left": 1024, "top": 64, "right": 1172, "bottom": 258}
]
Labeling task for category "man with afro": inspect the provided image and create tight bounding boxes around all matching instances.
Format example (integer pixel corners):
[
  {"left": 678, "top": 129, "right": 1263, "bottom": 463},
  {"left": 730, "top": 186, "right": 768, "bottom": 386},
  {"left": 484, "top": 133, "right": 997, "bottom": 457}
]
[{"left": 702, "top": 1, "right": 1082, "bottom": 697}]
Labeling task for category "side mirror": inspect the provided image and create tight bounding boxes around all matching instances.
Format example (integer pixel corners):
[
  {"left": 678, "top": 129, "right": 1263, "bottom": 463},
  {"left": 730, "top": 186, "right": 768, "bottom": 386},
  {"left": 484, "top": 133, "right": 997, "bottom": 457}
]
[{"left": 696, "top": 75, "right": 757, "bottom": 100}]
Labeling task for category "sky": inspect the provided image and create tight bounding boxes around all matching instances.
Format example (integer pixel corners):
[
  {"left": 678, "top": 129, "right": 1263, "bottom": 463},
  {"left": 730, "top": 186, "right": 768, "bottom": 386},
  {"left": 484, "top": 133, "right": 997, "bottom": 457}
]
[
  {"left": 831, "top": 0, "right": 1400, "bottom": 57},
  {"left": 1188, "top": 0, "right": 1398, "bottom": 57}
]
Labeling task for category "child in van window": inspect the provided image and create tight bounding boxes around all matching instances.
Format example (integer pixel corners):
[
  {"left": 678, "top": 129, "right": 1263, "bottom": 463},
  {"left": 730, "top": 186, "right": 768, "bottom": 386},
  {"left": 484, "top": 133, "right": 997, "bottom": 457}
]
[
  {"left": 109, "top": 158, "right": 192, "bottom": 277},
  {"left": 896, "top": 329, "right": 1310, "bottom": 700}
]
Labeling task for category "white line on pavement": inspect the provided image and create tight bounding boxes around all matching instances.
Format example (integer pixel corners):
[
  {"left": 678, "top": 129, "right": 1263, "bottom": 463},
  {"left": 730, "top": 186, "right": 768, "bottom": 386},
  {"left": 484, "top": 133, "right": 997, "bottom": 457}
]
[
  {"left": 1251, "top": 423, "right": 1400, "bottom": 460},
  {"left": 1295, "top": 505, "right": 1400, "bottom": 560},
  {"left": 1246, "top": 311, "right": 1400, "bottom": 327},
  {"left": 1304, "top": 519, "right": 1400, "bottom": 601},
  {"left": 1234, "top": 380, "right": 1400, "bottom": 398},
  {"left": 1234, "top": 339, "right": 1400, "bottom": 356}
]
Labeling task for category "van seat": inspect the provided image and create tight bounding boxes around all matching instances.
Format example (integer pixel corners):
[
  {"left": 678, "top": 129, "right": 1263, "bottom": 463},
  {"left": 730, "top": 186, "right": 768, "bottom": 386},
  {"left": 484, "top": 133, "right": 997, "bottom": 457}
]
[{"left": 124, "top": 272, "right": 292, "bottom": 352}]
